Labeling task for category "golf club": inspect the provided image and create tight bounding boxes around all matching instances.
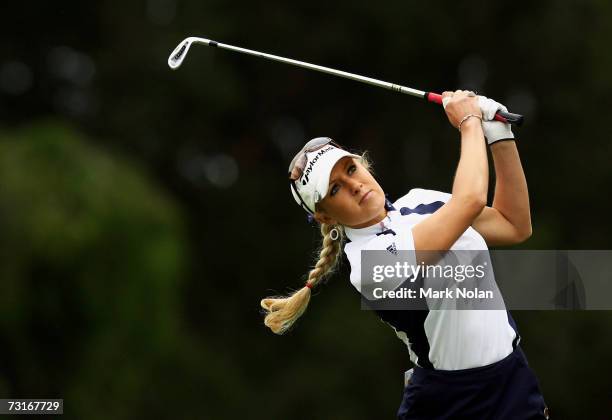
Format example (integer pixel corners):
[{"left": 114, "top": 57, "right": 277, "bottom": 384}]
[{"left": 168, "top": 36, "right": 523, "bottom": 126}]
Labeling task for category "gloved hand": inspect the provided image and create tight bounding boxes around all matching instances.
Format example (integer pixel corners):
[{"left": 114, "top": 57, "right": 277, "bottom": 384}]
[{"left": 478, "top": 96, "right": 514, "bottom": 145}]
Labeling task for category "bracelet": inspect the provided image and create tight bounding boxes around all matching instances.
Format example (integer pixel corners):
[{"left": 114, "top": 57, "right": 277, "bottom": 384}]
[{"left": 458, "top": 114, "right": 482, "bottom": 132}]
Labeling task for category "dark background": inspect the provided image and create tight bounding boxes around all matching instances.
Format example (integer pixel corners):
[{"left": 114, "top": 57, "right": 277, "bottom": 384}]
[{"left": 1, "top": 1, "right": 611, "bottom": 419}]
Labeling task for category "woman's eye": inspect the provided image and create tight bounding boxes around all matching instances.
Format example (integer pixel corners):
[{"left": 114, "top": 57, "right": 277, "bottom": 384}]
[{"left": 329, "top": 166, "right": 356, "bottom": 197}]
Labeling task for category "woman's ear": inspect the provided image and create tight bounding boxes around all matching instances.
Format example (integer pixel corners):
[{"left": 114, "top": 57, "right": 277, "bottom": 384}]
[{"left": 314, "top": 209, "right": 337, "bottom": 226}]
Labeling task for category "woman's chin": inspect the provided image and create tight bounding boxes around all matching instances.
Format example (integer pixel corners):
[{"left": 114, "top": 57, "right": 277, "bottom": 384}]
[
  {"left": 349, "top": 194, "right": 386, "bottom": 227},
  {"left": 364, "top": 190, "right": 385, "bottom": 211}
]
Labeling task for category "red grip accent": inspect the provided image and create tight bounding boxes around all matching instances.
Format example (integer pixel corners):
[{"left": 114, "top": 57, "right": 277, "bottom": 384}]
[
  {"left": 493, "top": 113, "right": 509, "bottom": 124},
  {"left": 427, "top": 92, "right": 443, "bottom": 104}
]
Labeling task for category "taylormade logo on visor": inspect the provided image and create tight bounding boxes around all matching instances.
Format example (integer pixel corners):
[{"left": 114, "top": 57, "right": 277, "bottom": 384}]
[{"left": 301, "top": 146, "right": 334, "bottom": 185}]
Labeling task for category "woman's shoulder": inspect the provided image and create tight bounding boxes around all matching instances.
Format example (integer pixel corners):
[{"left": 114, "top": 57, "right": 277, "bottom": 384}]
[{"left": 393, "top": 188, "right": 452, "bottom": 208}]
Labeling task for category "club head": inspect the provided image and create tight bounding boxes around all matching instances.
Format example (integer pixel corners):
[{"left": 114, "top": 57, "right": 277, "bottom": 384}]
[
  {"left": 168, "top": 38, "right": 194, "bottom": 70},
  {"left": 168, "top": 37, "right": 213, "bottom": 70}
]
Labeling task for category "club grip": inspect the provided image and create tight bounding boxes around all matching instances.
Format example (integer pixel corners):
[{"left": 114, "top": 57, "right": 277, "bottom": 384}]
[
  {"left": 425, "top": 92, "right": 524, "bottom": 127},
  {"left": 494, "top": 110, "right": 524, "bottom": 126}
]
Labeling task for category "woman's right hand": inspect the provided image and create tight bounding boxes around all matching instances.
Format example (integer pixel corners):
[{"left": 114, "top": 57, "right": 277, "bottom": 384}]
[{"left": 442, "top": 90, "right": 482, "bottom": 129}]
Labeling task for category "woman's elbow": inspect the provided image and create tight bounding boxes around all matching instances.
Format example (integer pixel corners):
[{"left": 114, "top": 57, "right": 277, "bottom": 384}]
[
  {"left": 514, "top": 224, "right": 532, "bottom": 243},
  {"left": 456, "top": 194, "right": 487, "bottom": 217}
]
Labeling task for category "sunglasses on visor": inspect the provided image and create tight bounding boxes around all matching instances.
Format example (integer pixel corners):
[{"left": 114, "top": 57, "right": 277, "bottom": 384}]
[{"left": 288, "top": 137, "right": 343, "bottom": 215}]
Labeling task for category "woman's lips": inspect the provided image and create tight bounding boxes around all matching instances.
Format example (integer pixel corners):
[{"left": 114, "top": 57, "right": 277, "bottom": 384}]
[{"left": 359, "top": 190, "right": 373, "bottom": 205}]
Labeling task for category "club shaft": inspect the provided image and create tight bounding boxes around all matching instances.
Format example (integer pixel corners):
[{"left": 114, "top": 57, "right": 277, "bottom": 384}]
[
  {"left": 194, "top": 38, "right": 426, "bottom": 98},
  {"left": 176, "top": 37, "right": 524, "bottom": 126}
]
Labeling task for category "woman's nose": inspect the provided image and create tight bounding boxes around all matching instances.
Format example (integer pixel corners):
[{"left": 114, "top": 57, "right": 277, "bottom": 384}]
[{"left": 348, "top": 179, "right": 363, "bottom": 195}]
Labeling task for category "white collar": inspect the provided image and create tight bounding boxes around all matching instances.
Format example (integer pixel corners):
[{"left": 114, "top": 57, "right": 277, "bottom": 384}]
[{"left": 343, "top": 209, "right": 397, "bottom": 242}]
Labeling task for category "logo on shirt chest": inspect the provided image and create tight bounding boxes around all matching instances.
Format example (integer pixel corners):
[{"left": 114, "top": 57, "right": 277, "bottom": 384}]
[{"left": 386, "top": 243, "right": 398, "bottom": 255}]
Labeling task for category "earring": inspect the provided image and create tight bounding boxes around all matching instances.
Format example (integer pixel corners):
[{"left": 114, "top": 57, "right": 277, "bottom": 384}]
[{"left": 329, "top": 227, "right": 340, "bottom": 241}]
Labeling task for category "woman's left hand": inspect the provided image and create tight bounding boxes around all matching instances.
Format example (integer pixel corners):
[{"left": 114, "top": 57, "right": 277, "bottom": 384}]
[{"left": 478, "top": 96, "right": 515, "bottom": 144}]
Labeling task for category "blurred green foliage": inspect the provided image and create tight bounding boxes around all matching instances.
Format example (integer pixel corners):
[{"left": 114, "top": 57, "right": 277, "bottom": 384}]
[{"left": 0, "top": 122, "right": 193, "bottom": 418}]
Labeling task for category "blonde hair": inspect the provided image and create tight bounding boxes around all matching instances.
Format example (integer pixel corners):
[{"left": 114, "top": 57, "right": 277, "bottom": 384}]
[{"left": 260, "top": 152, "right": 372, "bottom": 335}]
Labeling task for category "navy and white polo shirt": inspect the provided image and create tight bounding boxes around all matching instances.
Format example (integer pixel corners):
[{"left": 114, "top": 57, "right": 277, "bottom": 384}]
[{"left": 343, "top": 188, "right": 519, "bottom": 371}]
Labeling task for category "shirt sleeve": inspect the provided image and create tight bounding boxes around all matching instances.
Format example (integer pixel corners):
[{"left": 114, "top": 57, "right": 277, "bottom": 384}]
[{"left": 394, "top": 188, "right": 452, "bottom": 209}]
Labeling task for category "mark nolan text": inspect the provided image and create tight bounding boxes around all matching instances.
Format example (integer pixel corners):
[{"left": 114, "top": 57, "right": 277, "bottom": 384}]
[{"left": 372, "top": 287, "right": 494, "bottom": 299}]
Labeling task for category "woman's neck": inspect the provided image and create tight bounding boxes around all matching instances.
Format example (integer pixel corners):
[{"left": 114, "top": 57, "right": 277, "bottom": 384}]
[{"left": 347, "top": 207, "right": 388, "bottom": 229}]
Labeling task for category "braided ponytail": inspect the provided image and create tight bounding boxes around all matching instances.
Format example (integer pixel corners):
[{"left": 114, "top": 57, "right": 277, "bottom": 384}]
[
  {"left": 261, "top": 152, "right": 372, "bottom": 335},
  {"left": 260, "top": 223, "right": 343, "bottom": 334}
]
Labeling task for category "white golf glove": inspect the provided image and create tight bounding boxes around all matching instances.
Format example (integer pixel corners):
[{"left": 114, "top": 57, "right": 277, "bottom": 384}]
[{"left": 478, "top": 96, "right": 514, "bottom": 145}]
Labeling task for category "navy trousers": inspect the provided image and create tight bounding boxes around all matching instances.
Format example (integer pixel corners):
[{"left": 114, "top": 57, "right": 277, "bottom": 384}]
[{"left": 397, "top": 347, "right": 549, "bottom": 419}]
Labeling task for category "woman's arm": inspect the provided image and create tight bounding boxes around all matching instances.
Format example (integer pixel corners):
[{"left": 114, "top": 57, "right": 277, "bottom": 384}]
[
  {"left": 471, "top": 140, "right": 532, "bottom": 246},
  {"left": 412, "top": 90, "right": 488, "bottom": 255}
]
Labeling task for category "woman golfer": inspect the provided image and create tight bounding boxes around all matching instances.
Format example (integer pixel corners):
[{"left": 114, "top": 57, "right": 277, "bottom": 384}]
[{"left": 261, "top": 90, "right": 549, "bottom": 419}]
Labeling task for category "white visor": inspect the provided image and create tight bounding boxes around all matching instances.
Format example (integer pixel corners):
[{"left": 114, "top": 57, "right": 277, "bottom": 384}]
[{"left": 290, "top": 144, "right": 359, "bottom": 214}]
